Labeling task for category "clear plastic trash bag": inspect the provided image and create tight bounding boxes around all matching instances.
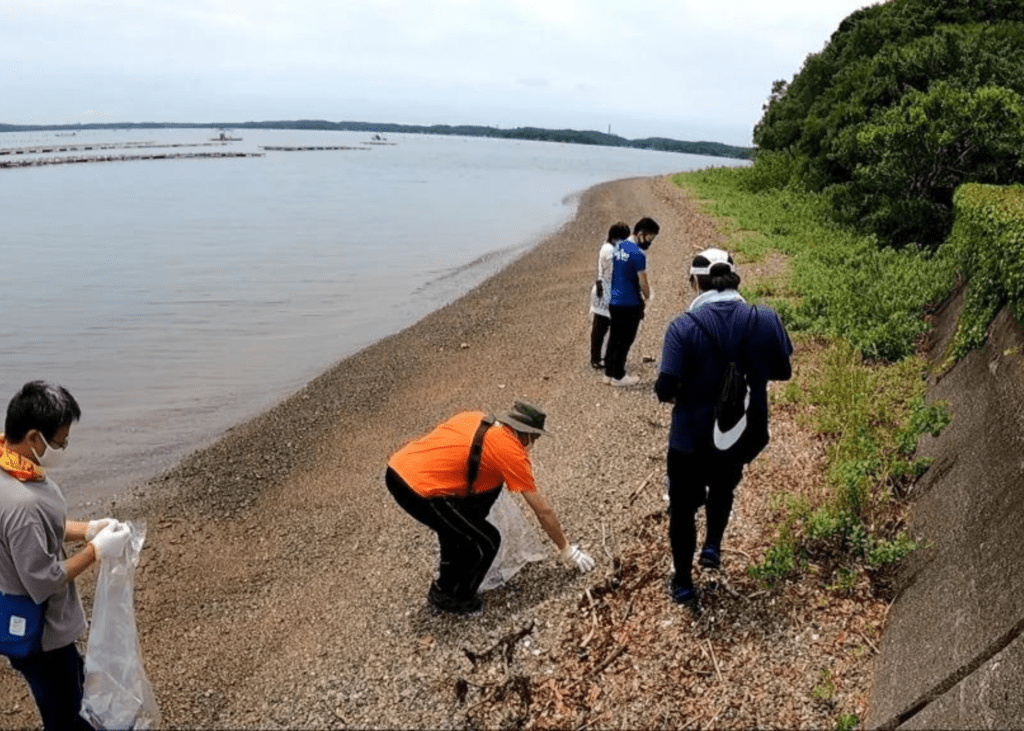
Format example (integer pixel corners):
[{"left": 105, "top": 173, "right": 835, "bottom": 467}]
[
  {"left": 80, "top": 520, "right": 160, "bottom": 730},
  {"left": 480, "top": 490, "right": 547, "bottom": 591}
]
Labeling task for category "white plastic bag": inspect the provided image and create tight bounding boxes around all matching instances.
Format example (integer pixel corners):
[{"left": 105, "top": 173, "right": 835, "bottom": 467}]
[
  {"left": 81, "top": 520, "right": 161, "bottom": 730},
  {"left": 480, "top": 490, "right": 547, "bottom": 591}
]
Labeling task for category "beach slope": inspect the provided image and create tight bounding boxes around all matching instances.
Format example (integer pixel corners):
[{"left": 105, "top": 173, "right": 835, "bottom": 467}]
[{"left": 1, "top": 175, "right": 883, "bottom": 729}]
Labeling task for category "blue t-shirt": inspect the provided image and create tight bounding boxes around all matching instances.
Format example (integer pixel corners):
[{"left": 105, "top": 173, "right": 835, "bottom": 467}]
[{"left": 609, "top": 241, "right": 646, "bottom": 308}]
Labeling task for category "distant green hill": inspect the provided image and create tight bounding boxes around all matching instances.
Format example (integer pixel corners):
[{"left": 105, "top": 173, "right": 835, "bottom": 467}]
[{"left": 0, "top": 120, "right": 755, "bottom": 160}]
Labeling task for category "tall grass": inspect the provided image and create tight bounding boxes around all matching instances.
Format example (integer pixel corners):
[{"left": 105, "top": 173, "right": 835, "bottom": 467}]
[{"left": 676, "top": 167, "right": 956, "bottom": 361}]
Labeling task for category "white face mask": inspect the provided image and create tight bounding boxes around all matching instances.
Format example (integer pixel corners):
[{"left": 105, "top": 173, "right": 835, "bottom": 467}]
[{"left": 31, "top": 432, "right": 68, "bottom": 469}]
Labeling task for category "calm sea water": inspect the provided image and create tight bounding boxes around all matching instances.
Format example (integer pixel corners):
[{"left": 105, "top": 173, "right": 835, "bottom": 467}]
[{"left": 1, "top": 127, "right": 747, "bottom": 510}]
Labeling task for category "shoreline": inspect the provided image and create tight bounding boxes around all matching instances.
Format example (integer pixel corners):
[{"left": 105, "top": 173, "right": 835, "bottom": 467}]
[
  {"left": 121, "top": 174, "right": 688, "bottom": 521},
  {"left": 117, "top": 173, "right": 705, "bottom": 727},
  {"left": 7, "top": 171, "right": 792, "bottom": 727},
  {"left": 4, "top": 172, "right": 885, "bottom": 729}
]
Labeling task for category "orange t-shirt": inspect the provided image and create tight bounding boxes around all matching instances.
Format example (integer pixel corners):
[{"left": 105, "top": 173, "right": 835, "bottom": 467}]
[{"left": 388, "top": 411, "right": 537, "bottom": 498}]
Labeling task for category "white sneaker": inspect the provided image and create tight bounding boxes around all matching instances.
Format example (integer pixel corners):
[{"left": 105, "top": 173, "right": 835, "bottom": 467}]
[
  {"left": 609, "top": 374, "right": 639, "bottom": 387},
  {"left": 602, "top": 375, "right": 612, "bottom": 384}
]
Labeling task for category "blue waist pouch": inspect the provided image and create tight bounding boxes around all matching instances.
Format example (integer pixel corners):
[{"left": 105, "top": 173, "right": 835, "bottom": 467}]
[{"left": 0, "top": 592, "right": 44, "bottom": 658}]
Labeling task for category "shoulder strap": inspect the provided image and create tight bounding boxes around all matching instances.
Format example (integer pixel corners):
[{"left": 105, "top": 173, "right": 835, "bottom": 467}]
[{"left": 466, "top": 414, "right": 496, "bottom": 495}]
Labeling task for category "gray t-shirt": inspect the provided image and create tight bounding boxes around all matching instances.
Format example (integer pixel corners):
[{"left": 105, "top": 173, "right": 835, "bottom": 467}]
[{"left": 0, "top": 471, "right": 86, "bottom": 651}]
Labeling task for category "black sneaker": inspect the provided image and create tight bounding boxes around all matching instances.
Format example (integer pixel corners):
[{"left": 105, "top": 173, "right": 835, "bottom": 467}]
[
  {"left": 671, "top": 586, "right": 703, "bottom": 616},
  {"left": 699, "top": 546, "right": 721, "bottom": 570},
  {"left": 428, "top": 583, "right": 484, "bottom": 617}
]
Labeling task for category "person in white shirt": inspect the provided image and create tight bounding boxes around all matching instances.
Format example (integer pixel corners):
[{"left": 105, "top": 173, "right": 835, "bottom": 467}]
[{"left": 589, "top": 222, "right": 631, "bottom": 369}]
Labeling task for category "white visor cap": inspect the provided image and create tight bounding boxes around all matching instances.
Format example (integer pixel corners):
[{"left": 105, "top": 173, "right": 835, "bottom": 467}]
[{"left": 689, "top": 248, "right": 735, "bottom": 276}]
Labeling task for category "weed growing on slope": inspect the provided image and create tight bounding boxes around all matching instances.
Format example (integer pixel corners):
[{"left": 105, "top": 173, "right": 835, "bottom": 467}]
[{"left": 674, "top": 169, "right": 956, "bottom": 361}]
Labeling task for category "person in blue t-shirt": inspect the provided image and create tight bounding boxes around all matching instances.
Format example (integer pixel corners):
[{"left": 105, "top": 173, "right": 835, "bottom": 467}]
[
  {"left": 603, "top": 217, "right": 659, "bottom": 386},
  {"left": 655, "top": 248, "right": 792, "bottom": 616}
]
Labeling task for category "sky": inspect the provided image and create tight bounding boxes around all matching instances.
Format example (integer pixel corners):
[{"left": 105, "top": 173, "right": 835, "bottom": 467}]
[{"left": 5, "top": 0, "right": 877, "bottom": 147}]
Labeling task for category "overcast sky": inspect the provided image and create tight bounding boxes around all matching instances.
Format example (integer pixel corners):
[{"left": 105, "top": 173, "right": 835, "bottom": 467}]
[{"left": 6, "top": 0, "right": 875, "bottom": 146}]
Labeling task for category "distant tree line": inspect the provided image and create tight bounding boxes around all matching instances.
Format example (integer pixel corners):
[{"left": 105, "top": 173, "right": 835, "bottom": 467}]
[
  {"left": 752, "top": 0, "right": 1024, "bottom": 249},
  {"left": 0, "top": 120, "right": 755, "bottom": 160}
]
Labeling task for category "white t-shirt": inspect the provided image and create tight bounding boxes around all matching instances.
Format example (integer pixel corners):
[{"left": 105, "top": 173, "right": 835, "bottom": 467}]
[{"left": 589, "top": 241, "right": 615, "bottom": 317}]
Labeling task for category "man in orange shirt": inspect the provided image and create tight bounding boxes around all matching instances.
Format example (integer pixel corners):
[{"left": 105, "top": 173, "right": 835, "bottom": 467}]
[{"left": 386, "top": 401, "right": 595, "bottom": 616}]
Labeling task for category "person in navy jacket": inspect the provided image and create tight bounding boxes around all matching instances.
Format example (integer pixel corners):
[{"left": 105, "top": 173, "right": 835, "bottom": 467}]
[{"left": 655, "top": 248, "right": 792, "bottom": 615}]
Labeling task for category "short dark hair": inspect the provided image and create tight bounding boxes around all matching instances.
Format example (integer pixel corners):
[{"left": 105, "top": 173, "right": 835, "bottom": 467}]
[
  {"left": 690, "top": 254, "right": 742, "bottom": 292},
  {"left": 607, "top": 222, "right": 631, "bottom": 243},
  {"left": 634, "top": 217, "right": 660, "bottom": 236},
  {"left": 5, "top": 381, "right": 81, "bottom": 443}
]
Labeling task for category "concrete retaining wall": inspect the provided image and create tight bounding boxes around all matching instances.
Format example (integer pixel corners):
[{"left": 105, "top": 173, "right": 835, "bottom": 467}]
[{"left": 866, "top": 292, "right": 1024, "bottom": 729}]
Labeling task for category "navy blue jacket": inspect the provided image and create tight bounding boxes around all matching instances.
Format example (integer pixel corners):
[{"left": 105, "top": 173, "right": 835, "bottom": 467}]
[{"left": 656, "top": 296, "right": 792, "bottom": 454}]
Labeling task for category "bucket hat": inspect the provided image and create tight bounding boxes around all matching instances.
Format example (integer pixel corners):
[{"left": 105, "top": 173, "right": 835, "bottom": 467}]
[{"left": 501, "top": 401, "right": 549, "bottom": 435}]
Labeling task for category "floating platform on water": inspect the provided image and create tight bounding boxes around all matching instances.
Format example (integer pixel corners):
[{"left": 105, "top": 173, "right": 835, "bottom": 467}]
[
  {"left": 0, "top": 141, "right": 235, "bottom": 156},
  {"left": 0, "top": 151, "right": 263, "bottom": 169},
  {"left": 260, "top": 145, "right": 369, "bottom": 152}
]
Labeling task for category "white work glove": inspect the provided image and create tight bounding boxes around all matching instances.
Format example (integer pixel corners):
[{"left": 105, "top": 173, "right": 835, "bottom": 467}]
[
  {"left": 85, "top": 518, "right": 112, "bottom": 541},
  {"left": 90, "top": 521, "right": 130, "bottom": 561},
  {"left": 560, "top": 544, "right": 596, "bottom": 573}
]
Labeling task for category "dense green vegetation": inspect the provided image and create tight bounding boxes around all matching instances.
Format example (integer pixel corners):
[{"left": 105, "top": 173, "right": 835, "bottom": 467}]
[
  {"left": 0, "top": 120, "right": 755, "bottom": 160},
  {"left": 753, "top": 0, "right": 1024, "bottom": 249},
  {"left": 947, "top": 184, "right": 1024, "bottom": 361}
]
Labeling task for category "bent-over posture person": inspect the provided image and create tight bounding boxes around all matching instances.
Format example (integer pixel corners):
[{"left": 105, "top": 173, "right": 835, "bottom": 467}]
[
  {"left": 655, "top": 249, "right": 792, "bottom": 615},
  {"left": 386, "top": 401, "right": 595, "bottom": 616}
]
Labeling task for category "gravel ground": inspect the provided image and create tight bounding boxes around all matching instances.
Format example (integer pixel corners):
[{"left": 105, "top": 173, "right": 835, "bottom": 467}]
[{"left": 1, "top": 174, "right": 888, "bottom": 729}]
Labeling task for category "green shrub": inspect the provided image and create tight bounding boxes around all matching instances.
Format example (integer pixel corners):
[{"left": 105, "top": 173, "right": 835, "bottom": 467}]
[
  {"left": 749, "top": 535, "right": 797, "bottom": 587},
  {"left": 806, "top": 506, "right": 844, "bottom": 541},
  {"left": 867, "top": 531, "right": 917, "bottom": 569},
  {"left": 947, "top": 184, "right": 1024, "bottom": 361},
  {"left": 812, "top": 668, "right": 836, "bottom": 701},
  {"left": 896, "top": 396, "right": 951, "bottom": 455},
  {"left": 836, "top": 712, "right": 860, "bottom": 731},
  {"left": 740, "top": 149, "right": 802, "bottom": 193}
]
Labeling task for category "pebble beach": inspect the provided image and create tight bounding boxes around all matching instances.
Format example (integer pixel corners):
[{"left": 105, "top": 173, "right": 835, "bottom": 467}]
[{"left": 1, "top": 173, "right": 886, "bottom": 729}]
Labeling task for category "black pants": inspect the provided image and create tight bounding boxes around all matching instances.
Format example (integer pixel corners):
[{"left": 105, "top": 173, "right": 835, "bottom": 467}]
[
  {"left": 590, "top": 313, "right": 611, "bottom": 366},
  {"left": 604, "top": 304, "right": 643, "bottom": 380},
  {"left": 9, "top": 643, "right": 95, "bottom": 731},
  {"left": 666, "top": 448, "right": 744, "bottom": 590},
  {"left": 386, "top": 467, "right": 501, "bottom": 600}
]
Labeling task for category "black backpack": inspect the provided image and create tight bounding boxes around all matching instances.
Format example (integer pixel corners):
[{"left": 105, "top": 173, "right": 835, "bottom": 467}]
[{"left": 685, "top": 306, "right": 768, "bottom": 463}]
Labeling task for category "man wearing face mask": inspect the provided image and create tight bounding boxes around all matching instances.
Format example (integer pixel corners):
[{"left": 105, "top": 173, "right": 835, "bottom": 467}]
[
  {"left": 386, "top": 401, "right": 595, "bottom": 616},
  {"left": 603, "top": 217, "right": 660, "bottom": 386},
  {"left": 631, "top": 217, "right": 660, "bottom": 253},
  {"left": 0, "top": 380, "right": 129, "bottom": 730}
]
